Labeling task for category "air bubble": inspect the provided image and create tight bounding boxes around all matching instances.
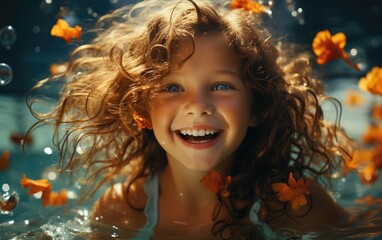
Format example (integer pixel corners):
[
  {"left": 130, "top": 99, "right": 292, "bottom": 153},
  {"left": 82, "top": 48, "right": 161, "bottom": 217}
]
[
  {"left": 0, "top": 26, "right": 17, "bottom": 49},
  {"left": 0, "top": 63, "right": 13, "bottom": 86},
  {"left": 0, "top": 191, "right": 19, "bottom": 215}
]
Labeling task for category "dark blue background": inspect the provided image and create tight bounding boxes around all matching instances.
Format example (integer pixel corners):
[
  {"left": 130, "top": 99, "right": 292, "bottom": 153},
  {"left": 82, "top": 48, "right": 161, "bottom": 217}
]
[{"left": 0, "top": 0, "right": 381, "bottom": 95}]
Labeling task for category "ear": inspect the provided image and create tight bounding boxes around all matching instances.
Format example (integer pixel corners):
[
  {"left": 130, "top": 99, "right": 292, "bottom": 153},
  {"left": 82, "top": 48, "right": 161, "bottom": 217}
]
[{"left": 248, "top": 116, "right": 260, "bottom": 127}]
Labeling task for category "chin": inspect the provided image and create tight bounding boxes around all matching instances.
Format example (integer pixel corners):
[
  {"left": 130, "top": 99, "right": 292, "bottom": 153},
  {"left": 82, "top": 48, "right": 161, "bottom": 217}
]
[{"left": 182, "top": 159, "right": 223, "bottom": 172}]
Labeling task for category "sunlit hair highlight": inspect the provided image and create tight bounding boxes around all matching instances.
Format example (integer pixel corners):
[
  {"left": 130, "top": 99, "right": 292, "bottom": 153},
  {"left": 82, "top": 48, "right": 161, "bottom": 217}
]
[{"left": 26, "top": 0, "right": 353, "bottom": 238}]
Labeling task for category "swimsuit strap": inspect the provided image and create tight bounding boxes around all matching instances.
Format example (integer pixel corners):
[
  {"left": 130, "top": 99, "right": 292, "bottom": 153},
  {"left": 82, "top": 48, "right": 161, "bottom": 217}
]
[
  {"left": 132, "top": 173, "right": 159, "bottom": 240},
  {"left": 249, "top": 198, "right": 276, "bottom": 239}
]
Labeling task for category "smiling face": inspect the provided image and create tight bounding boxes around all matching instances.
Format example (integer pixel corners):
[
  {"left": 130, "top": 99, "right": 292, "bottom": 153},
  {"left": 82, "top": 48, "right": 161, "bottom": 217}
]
[{"left": 149, "top": 34, "right": 257, "bottom": 173}]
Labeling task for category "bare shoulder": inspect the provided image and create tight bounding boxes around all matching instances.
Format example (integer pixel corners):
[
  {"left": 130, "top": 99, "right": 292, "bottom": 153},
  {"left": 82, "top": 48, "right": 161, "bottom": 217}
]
[
  {"left": 268, "top": 179, "right": 354, "bottom": 233},
  {"left": 91, "top": 178, "right": 148, "bottom": 230},
  {"left": 300, "top": 180, "right": 354, "bottom": 225}
]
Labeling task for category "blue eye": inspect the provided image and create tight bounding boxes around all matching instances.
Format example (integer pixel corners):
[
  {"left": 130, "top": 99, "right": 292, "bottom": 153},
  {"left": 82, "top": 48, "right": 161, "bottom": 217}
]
[
  {"left": 163, "top": 84, "right": 182, "bottom": 92},
  {"left": 212, "top": 83, "right": 233, "bottom": 91}
]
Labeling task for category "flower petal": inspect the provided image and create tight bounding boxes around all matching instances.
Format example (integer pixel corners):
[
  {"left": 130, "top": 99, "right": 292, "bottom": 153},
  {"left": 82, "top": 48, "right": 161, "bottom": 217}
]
[
  {"left": 272, "top": 172, "right": 310, "bottom": 209},
  {"left": 200, "top": 170, "right": 223, "bottom": 193}
]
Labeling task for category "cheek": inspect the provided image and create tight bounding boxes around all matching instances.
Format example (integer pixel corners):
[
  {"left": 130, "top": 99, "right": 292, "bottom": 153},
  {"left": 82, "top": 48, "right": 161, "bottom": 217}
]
[
  {"left": 149, "top": 98, "right": 166, "bottom": 121},
  {"left": 149, "top": 99, "right": 176, "bottom": 135},
  {"left": 150, "top": 111, "right": 168, "bottom": 146},
  {"left": 225, "top": 97, "right": 250, "bottom": 118},
  {"left": 221, "top": 97, "right": 252, "bottom": 135},
  {"left": 150, "top": 108, "right": 166, "bottom": 130}
]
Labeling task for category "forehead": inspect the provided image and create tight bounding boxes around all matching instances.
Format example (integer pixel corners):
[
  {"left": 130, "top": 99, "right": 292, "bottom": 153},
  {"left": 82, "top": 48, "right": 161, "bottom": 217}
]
[{"left": 170, "top": 33, "right": 241, "bottom": 73}]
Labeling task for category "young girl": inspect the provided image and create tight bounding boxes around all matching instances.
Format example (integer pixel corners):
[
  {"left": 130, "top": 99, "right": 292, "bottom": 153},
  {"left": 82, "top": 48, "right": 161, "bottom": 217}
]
[{"left": 28, "top": 0, "right": 355, "bottom": 238}]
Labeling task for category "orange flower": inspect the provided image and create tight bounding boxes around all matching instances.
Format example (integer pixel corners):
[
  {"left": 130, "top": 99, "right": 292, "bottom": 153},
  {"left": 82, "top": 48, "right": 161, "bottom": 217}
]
[
  {"left": 343, "top": 90, "right": 364, "bottom": 107},
  {"left": 373, "top": 147, "right": 382, "bottom": 169},
  {"left": 312, "top": 30, "right": 359, "bottom": 71},
  {"left": 272, "top": 172, "right": 310, "bottom": 210},
  {"left": 133, "top": 112, "right": 152, "bottom": 131},
  {"left": 20, "top": 174, "right": 51, "bottom": 194},
  {"left": 372, "top": 105, "right": 382, "bottom": 120},
  {"left": 49, "top": 190, "right": 68, "bottom": 206},
  {"left": 358, "top": 67, "right": 382, "bottom": 95},
  {"left": 355, "top": 196, "right": 382, "bottom": 206},
  {"left": 200, "top": 170, "right": 231, "bottom": 197},
  {"left": 230, "top": 0, "right": 269, "bottom": 15},
  {"left": 359, "top": 164, "right": 377, "bottom": 184},
  {"left": 21, "top": 174, "right": 52, "bottom": 206},
  {"left": 346, "top": 148, "right": 375, "bottom": 169},
  {"left": 51, "top": 19, "right": 82, "bottom": 43},
  {"left": 362, "top": 124, "right": 382, "bottom": 144},
  {"left": 41, "top": 190, "right": 52, "bottom": 207},
  {"left": 0, "top": 150, "right": 10, "bottom": 170},
  {"left": 20, "top": 174, "right": 68, "bottom": 207}
]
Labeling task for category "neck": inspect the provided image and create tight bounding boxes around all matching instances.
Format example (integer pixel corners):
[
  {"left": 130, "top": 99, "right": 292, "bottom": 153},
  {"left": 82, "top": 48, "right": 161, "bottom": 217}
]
[
  {"left": 161, "top": 165, "right": 212, "bottom": 203},
  {"left": 160, "top": 155, "right": 233, "bottom": 207}
]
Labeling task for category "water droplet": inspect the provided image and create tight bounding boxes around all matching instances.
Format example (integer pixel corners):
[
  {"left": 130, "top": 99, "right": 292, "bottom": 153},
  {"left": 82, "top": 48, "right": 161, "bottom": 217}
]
[
  {"left": 0, "top": 63, "right": 13, "bottom": 86},
  {"left": 349, "top": 47, "right": 368, "bottom": 72},
  {"left": 0, "top": 26, "right": 17, "bottom": 49},
  {"left": 76, "top": 135, "right": 94, "bottom": 154},
  {"left": 291, "top": 8, "right": 305, "bottom": 25},
  {"left": 47, "top": 171, "right": 57, "bottom": 180},
  {"left": 370, "top": 38, "right": 380, "bottom": 48},
  {"left": 1, "top": 183, "right": 10, "bottom": 192},
  {"left": 39, "top": 0, "right": 54, "bottom": 14},
  {"left": 261, "top": 0, "right": 273, "bottom": 9},
  {"left": 33, "top": 25, "right": 41, "bottom": 34},
  {"left": 44, "top": 147, "right": 53, "bottom": 155},
  {"left": 87, "top": 7, "right": 93, "bottom": 15},
  {"left": 0, "top": 191, "right": 19, "bottom": 215}
]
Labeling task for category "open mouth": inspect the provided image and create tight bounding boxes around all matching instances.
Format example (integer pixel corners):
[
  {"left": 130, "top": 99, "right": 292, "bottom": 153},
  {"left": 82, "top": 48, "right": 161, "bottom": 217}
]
[{"left": 176, "top": 129, "right": 221, "bottom": 143}]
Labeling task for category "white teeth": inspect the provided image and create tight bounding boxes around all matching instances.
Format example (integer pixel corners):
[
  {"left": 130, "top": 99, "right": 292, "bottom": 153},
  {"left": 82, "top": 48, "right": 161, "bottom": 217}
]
[
  {"left": 192, "top": 129, "right": 198, "bottom": 136},
  {"left": 179, "top": 129, "right": 218, "bottom": 137}
]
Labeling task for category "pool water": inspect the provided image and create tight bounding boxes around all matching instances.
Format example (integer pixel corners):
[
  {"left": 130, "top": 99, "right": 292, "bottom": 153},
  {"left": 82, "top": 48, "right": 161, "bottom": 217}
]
[{"left": 1, "top": 81, "right": 382, "bottom": 239}]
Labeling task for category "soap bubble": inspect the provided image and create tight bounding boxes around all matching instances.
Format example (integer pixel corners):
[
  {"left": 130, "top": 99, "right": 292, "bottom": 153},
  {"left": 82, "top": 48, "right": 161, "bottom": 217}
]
[
  {"left": 0, "top": 191, "right": 19, "bottom": 215},
  {"left": 0, "top": 25, "right": 17, "bottom": 50},
  {"left": 0, "top": 63, "right": 13, "bottom": 86}
]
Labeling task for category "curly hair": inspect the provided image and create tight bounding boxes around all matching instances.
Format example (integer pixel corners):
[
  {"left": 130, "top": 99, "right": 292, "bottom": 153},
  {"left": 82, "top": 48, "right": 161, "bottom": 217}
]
[{"left": 27, "top": 0, "right": 353, "bottom": 238}]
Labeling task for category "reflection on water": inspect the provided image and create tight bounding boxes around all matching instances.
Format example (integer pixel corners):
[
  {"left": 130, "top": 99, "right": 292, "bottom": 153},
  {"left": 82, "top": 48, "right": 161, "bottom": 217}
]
[{"left": 1, "top": 201, "right": 382, "bottom": 239}]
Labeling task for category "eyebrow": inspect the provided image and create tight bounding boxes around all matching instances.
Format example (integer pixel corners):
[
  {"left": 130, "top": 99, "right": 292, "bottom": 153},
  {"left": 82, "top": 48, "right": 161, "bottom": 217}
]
[
  {"left": 166, "top": 69, "right": 241, "bottom": 79},
  {"left": 213, "top": 70, "right": 241, "bottom": 77}
]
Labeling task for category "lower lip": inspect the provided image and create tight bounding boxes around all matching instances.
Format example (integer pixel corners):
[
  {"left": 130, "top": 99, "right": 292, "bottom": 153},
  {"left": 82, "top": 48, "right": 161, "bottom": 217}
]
[{"left": 176, "top": 132, "right": 223, "bottom": 149}]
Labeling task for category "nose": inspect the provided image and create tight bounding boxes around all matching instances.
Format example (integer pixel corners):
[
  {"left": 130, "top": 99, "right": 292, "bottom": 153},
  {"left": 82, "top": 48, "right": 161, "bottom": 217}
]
[{"left": 183, "top": 92, "right": 215, "bottom": 117}]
